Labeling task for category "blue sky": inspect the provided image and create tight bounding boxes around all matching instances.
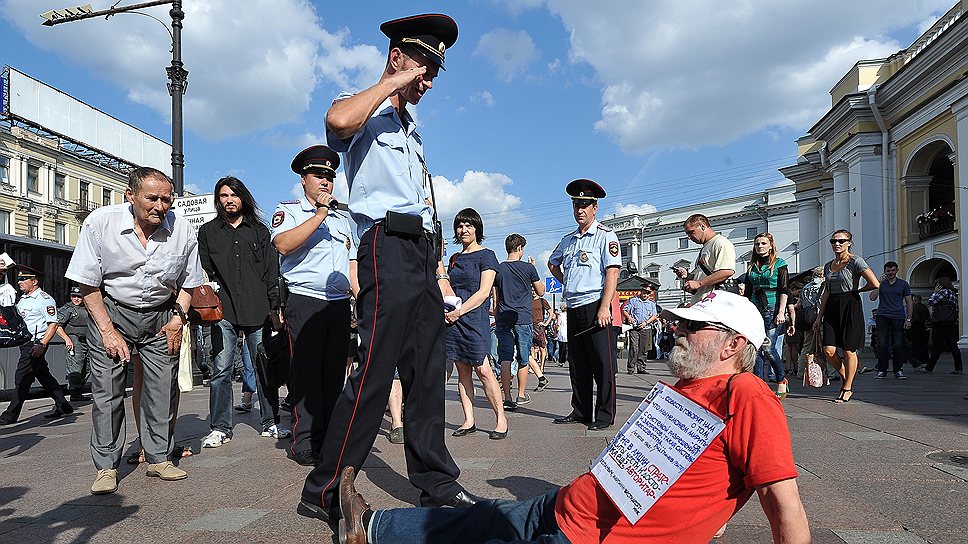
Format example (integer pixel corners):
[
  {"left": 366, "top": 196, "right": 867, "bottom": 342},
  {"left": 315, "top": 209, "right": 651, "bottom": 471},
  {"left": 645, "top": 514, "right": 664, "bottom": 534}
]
[{"left": 0, "top": 0, "right": 954, "bottom": 278}]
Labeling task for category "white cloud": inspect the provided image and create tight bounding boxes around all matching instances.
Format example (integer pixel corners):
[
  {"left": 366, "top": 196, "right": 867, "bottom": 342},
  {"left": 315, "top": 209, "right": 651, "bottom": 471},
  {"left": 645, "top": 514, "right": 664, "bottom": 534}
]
[
  {"left": 613, "top": 203, "right": 658, "bottom": 216},
  {"left": 470, "top": 90, "right": 496, "bottom": 107},
  {"left": 547, "top": 0, "right": 953, "bottom": 152},
  {"left": 473, "top": 28, "right": 540, "bottom": 82},
  {"left": 1, "top": 0, "right": 384, "bottom": 140},
  {"left": 433, "top": 171, "right": 523, "bottom": 226}
]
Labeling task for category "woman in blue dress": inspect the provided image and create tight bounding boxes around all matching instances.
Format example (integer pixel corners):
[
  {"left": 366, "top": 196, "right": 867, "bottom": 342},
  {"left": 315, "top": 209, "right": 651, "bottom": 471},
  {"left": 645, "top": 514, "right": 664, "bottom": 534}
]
[{"left": 444, "top": 208, "right": 507, "bottom": 439}]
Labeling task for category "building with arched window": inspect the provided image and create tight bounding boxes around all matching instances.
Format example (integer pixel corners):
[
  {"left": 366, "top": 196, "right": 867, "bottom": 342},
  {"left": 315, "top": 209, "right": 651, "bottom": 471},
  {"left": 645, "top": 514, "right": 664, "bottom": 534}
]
[{"left": 781, "top": 1, "right": 968, "bottom": 345}]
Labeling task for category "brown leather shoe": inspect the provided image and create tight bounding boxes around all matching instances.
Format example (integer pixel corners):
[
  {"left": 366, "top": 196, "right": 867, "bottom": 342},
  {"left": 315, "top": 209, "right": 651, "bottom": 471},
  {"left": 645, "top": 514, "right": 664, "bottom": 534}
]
[{"left": 338, "top": 466, "right": 370, "bottom": 544}]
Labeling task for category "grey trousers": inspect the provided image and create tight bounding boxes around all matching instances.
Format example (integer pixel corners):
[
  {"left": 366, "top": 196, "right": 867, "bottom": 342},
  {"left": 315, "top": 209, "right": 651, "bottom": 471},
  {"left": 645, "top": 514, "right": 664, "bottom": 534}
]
[{"left": 89, "top": 298, "right": 177, "bottom": 469}]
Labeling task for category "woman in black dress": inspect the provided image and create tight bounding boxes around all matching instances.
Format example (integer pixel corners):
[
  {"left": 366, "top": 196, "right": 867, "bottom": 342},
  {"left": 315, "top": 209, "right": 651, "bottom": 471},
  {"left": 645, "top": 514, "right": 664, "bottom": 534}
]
[
  {"left": 444, "top": 208, "right": 507, "bottom": 439},
  {"left": 813, "top": 229, "right": 879, "bottom": 403}
]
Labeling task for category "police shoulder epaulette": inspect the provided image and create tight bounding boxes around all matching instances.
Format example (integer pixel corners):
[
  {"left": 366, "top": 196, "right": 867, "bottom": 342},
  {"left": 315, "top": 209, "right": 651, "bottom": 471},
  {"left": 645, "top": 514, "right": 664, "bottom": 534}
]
[
  {"left": 279, "top": 199, "right": 300, "bottom": 205},
  {"left": 40, "top": 292, "right": 53, "bottom": 300},
  {"left": 598, "top": 224, "right": 613, "bottom": 232}
]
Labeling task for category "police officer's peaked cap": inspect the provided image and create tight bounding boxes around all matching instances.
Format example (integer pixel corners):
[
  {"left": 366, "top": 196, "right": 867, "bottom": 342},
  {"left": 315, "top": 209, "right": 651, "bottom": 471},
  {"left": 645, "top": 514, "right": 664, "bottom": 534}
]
[
  {"left": 16, "top": 264, "right": 43, "bottom": 279},
  {"left": 566, "top": 178, "right": 606, "bottom": 201},
  {"left": 381, "top": 13, "right": 458, "bottom": 69},
  {"left": 291, "top": 145, "right": 340, "bottom": 176},
  {"left": 70, "top": 286, "right": 82, "bottom": 296}
]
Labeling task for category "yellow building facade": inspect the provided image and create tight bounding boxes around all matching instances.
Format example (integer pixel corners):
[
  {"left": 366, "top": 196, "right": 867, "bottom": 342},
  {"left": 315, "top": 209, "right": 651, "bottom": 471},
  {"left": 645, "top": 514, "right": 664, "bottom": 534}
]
[{"left": 782, "top": 1, "right": 968, "bottom": 344}]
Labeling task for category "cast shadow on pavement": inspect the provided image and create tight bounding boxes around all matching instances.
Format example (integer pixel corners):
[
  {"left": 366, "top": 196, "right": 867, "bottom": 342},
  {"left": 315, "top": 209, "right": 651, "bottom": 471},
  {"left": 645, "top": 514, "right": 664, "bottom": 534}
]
[
  {"left": 0, "top": 487, "right": 138, "bottom": 542},
  {"left": 486, "top": 475, "right": 559, "bottom": 501}
]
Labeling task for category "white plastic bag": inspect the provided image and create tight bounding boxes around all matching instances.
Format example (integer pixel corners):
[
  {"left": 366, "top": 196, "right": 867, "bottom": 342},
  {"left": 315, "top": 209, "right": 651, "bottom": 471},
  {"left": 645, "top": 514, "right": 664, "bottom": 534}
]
[{"left": 177, "top": 323, "right": 193, "bottom": 393}]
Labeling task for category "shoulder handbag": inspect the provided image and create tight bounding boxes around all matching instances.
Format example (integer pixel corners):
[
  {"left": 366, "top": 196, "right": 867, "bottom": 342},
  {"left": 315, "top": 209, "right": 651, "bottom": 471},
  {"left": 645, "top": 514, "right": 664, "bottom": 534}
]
[
  {"left": 932, "top": 298, "right": 958, "bottom": 323},
  {"left": 256, "top": 330, "right": 291, "bottom": 391},
  {"left": 187, "top": 284, "right": 224, "bottom": 325},
  {"left": 0, "top": 305, "right": 32, "bottom": 347}
]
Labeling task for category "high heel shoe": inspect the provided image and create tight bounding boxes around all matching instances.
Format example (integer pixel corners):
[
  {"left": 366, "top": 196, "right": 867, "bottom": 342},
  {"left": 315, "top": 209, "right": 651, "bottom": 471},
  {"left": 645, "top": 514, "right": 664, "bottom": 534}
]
[
  {"left": 452, "top": 425, "right": 477, "bottom": 437},
  {"left": 833, "top": 388, "right": 852, "bottom": 403}
]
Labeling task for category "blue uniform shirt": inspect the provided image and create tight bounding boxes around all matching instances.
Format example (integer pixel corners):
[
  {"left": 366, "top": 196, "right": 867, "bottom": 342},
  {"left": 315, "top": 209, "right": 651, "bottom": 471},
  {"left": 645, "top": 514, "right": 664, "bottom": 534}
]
[
  {"left": 326, "top": 92, "right": 433, "bottom": 236},
  {"left": 271, "top": 197, "right": 357, "bottom": 301},
  {"left": 549, "top": 221, "right": 622, "bottom": 308},
  {"left": 17, "top": 288, "right": 58, "bottom": 340},
  {"left": 623, "top": 296, "right": 657, "bottom": 326}
]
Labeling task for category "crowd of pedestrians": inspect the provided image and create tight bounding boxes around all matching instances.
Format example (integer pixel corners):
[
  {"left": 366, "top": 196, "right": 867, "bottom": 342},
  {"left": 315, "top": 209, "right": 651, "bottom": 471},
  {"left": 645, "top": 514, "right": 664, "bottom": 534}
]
[{"left": 1, "top": 10, "right": 964, "bottom": 544}]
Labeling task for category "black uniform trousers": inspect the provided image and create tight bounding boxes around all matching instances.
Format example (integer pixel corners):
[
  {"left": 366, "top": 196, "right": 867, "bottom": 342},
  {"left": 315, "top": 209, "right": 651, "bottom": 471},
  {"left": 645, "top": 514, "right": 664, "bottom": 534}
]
[
  {"left": 302, "top": 224, "right": 461, "bottom": 517},
  {"left": 285, "top": 293, "right": 350, "bottom": 457},
  {"left": 1, "top": 342, "right": 70, "bottom": 421},
  {"left": 566, "top": 300, "right": 617, "bottom": 425}
]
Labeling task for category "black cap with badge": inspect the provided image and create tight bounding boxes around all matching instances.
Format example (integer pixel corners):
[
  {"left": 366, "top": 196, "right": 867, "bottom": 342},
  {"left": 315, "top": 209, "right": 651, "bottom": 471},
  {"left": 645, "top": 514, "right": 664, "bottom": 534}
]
[
  {"left": 291, "top": 145, "right": 340, "bottom": 176},
  {"left": 566, "top": 178, "right": 607, "bottom": 202},
  {"left": 381, "top": 13, "right": 458, "bottom": 69},
  {"left": 16, "top": 264, "right": 44, "bottom": 280}
]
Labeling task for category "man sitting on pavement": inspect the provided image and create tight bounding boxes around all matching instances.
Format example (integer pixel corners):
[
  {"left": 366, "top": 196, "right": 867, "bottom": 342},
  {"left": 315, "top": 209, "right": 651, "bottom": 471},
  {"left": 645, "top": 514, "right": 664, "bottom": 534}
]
[{"left": 335, "top": 290, "right": 810, "bottom": 544}]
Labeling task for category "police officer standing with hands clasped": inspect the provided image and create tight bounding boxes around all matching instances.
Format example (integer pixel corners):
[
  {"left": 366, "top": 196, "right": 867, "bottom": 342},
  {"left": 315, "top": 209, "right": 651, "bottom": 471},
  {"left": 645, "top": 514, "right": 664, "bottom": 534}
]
[
  {"left": 549, "top": 179, "right": 621, "bottom": 431},
  {"left": 0, "top": 265, "right": 74, "bottom": 425},
  {"left": 57, "top": 286, "right": 92, "bottom": 401},
  {"left": 272, "top": 145, "right": 356, "bottom": 467},
  {"left": 301, "top": 13, "right": 481, "bottom": 524}
]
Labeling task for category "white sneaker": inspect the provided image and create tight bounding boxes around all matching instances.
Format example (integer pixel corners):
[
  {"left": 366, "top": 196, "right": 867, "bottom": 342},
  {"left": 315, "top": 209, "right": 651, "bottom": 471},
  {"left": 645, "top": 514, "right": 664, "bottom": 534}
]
[
  {"left": 261, "top": 424, "right": 291, "bottom": 439},
  {"left": 201, "top": 430, "right": 231, "bottom": 448}
]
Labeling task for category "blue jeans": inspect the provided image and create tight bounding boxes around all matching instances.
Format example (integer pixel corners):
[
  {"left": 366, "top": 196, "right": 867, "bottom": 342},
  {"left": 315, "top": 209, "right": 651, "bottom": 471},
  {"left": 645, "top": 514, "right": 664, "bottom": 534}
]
[
  {"left": 875, "top": 315, "right": 906, "bottom": 372},
  {"left": 371, "top": 488, "right": 571, "bottom": 544},
  {"left": 753, "top": 307, "right": 785, "bottom": 383},
  {"left": 210, "top": 320, "right": 271, "bottom": 434},
  {"left": 496, "top": 322, "right": 533, "bottom": 373},
  {"left": 240, "top": 342, "right": 257, "bottom": 393}
]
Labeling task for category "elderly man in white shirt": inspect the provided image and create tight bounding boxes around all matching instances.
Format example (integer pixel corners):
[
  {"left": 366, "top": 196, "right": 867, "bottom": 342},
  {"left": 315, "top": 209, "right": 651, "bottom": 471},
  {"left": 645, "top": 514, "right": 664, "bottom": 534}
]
[{"left": 66, "top": 167, "right": 204, "bottom": 495}]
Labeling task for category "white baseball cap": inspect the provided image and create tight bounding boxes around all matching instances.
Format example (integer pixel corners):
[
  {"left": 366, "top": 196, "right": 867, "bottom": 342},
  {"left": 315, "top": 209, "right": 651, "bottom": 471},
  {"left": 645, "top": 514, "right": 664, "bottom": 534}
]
[{"left": 660, "top": 291, "right": 766, "bottom": 347}]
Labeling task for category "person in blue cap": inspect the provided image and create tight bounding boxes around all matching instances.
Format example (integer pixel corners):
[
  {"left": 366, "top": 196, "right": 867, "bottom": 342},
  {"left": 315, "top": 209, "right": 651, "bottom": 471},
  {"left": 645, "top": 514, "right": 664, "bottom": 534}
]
[
  {"left": 301, "top": 12, "right": 480, "bottom": 525},
  {"left": 272, "top": 145, "right": 355, "bottom": 466},
  {"left": 548, "top": 179, "right": 622, "bottom": 431}
]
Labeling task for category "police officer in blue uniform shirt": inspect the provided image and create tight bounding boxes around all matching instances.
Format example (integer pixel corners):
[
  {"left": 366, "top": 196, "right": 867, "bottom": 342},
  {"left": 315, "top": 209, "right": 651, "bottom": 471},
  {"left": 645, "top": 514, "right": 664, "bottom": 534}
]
[
  {"left": 0, "top": 265, "right": 74, "bottom": 424},
  {"left": 302, "top": 13, "right": 480, "bottom": 523},
  {"left": 548, "top": 179, "right": 622, "bottom": 431},
  {"left": 272, "top": 145, "right": 356, "bottom": 466}
]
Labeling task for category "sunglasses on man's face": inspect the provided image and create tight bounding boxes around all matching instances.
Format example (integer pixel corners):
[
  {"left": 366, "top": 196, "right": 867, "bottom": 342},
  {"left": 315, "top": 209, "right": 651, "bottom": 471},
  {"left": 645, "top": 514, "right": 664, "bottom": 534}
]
[
  {"left": 676, "top": 319, "right": 732, "bottom": 334},
  {"left": 829, "top": 238, "right": 850, "bottom": 245},
  {"left": 572, "top": 200, "right": 594, "bottom": 209}
]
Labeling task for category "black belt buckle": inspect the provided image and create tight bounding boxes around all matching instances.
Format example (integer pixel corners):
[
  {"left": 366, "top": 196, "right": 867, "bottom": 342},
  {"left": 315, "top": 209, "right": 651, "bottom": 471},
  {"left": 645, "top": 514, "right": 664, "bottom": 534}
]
[{"left": 384, "top": 211, "right": 424, "bottom": 237}]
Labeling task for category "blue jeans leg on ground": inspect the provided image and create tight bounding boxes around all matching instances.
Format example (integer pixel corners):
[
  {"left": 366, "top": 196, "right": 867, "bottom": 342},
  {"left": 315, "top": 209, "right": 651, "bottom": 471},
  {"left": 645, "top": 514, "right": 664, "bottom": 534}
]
[
  {"left": 209, "top": 319, "right": 240, "bottom": 435},
  {"left": 371, "top": 488, "right": 570, "bottom": 544},
  {"left": 754, "top": 307, "right": 785, "bottom": 383},
  {"left": 875, "top": 315, "right": 905, "bottom": 373},
  {"left": 241, "top": 341, "right": 257, "bottom": 393}
]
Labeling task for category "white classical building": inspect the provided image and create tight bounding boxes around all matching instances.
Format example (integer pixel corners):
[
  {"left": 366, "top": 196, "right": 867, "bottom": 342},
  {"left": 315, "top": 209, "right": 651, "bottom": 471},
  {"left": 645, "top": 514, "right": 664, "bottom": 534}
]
[{"left": 601, "top": 184, "right": 800, "bottom": 309}]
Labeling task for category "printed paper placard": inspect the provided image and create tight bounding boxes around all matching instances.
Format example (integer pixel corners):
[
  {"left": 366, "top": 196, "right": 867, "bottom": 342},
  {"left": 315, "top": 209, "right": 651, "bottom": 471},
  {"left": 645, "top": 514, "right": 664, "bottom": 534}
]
[{"left": 591, "top": 382, "right": 725, "bottom": 524}]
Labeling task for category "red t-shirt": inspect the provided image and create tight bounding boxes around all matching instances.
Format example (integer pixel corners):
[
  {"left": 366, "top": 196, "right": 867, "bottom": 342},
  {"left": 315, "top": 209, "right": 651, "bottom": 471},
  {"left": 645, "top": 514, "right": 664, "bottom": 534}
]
[{"left": 554, "top": 373, "right": 797, "bottom": 544}]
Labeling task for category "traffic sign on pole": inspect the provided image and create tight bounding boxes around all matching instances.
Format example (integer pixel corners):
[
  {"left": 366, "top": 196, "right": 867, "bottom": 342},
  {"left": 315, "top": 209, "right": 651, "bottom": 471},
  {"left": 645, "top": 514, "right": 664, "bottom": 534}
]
[{"left": 545, "top": 277, "right": 563, "bottom": 294}]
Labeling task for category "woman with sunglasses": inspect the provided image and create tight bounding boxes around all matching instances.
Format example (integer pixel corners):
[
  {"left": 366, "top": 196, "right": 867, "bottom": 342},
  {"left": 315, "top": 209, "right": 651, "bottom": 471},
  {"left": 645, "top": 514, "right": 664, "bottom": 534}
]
[
  {"left": 444, "top": 208, "right": 508, "bottom": 439},
  {"left": 743, "top": 232, "right": 791, "bottom": 398},
  {"left": 813, "top": 229, "right": 879, "bottom": 403}
]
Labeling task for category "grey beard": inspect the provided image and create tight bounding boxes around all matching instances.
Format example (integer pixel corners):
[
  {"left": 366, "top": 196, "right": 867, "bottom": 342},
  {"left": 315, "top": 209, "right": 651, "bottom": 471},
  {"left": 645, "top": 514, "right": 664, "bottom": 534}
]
[{"left": 667, "top": 341, "right": 706, "bottom": 380}]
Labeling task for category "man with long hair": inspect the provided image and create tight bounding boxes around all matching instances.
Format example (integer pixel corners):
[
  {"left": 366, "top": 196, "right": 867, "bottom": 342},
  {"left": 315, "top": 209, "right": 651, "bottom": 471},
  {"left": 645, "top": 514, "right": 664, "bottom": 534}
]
[{"left": 198, "top": 176, "right": 284, "bottom": 448}]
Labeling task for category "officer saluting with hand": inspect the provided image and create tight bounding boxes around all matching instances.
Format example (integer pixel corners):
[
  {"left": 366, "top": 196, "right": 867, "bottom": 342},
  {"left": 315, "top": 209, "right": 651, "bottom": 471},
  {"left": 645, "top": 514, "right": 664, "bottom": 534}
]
[
  {"left": 272, "top": 145, "right": 356, "bottom": 467},
  {"left": 548, "top": 179, "right": 621, "bottom": 431},
  {"left": 0, "top": 265, "right": 73, "bottom": 425}
]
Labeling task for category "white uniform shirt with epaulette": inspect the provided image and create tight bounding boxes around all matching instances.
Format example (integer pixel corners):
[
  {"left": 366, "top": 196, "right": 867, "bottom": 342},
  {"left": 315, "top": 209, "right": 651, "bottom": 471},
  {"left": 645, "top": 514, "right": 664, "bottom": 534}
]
[
  {"left": 549, "top": 221, "right": 622, "bottom": 308},
  {"left": 17, "top": 289, "right": 58, "bottom": 340},
  {"left": 271, "top": 197, "right": 357, "bottom": 301}
]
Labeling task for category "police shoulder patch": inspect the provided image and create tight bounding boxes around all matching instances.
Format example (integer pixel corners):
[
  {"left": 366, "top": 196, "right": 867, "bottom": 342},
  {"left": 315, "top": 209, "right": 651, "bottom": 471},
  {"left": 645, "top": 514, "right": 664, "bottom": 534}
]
[
  {"left": 47, "top": 306, "right": 56, "bottom": 316},
  {"left": 608, "top": 241, "right": 619, "bottom": 257},
  {"left": 271, "top": 210, "right": 285, "bottom": 229}
]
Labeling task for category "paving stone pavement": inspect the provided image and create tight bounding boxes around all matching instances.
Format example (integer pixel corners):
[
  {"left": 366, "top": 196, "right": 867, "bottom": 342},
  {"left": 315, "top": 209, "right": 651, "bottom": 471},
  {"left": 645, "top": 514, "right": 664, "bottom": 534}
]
[{"left": 1, "top": 352, "right": 966, "bottom": 543}]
